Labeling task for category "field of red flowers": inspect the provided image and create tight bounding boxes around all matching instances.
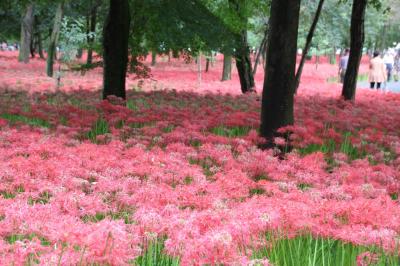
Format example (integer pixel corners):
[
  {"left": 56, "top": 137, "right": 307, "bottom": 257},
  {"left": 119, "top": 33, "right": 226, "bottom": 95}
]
[{"left": 0, "top": 51, "right": 399, "bottom": 265}]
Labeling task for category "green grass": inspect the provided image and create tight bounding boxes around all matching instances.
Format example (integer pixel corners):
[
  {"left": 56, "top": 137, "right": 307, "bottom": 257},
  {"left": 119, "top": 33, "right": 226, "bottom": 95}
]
[
  {"left": 210, "top": 125, "right": 253, "bottom": 138},
  {"left": 0, "top": 113, "right": 50, "bottom": 128},
  {"left": 327, "top": 73, "right": 369, "bottom": 83},
  {"left": 253, "top": 234, "right": 400, "bottom": 266},
  {"left": 298, "top": 132, "right": 366, "bottom": 162},
  {"left": 5, "top": 233, "right": 51, "bottom": 246},
  {"left": 87, "top": 118, "right": 110, "bottom": 142},
  {"left": 134, "top": 240, "right": 180, "bottom": 266}
]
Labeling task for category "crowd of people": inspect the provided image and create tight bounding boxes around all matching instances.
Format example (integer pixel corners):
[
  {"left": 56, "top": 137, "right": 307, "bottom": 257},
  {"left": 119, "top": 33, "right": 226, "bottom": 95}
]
[
  {"left": 0, "top": 42, "right": 18, "bottom": 51},
  {"left": 339, "top": 48, "right": 400, "bottom": 89}
]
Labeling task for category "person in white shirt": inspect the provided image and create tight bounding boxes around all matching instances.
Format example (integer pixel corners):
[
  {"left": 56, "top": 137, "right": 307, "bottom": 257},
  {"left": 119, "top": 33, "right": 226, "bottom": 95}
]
[{"left": 383, "top": 51, "right": 395, "bottom": 82}]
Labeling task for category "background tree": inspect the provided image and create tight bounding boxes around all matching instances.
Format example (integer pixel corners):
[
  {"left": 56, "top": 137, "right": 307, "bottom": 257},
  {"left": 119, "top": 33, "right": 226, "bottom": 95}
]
[{"left": 18, "top": 3, "right": 34, "bottom": 63}]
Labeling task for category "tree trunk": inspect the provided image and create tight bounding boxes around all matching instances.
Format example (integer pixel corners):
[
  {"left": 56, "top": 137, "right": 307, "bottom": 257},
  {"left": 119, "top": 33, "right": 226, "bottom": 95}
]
[
  {"left": 229, "top": 0, "right": 255, "bottom": 93},
  {"left": 222, "top": 54, "right": 232, "bottom": 81},
  {"left": 103, "top": 0, "right": 131, "bottom": 100},
  {"left": 260, "top": 0, "right": 301, "bottom": 140},
  {"left": 253, "top": 26, "right": 268, "bottom": 76},
  {"left": 18, "top": 4, "right": 34, "bottom": 63},
  {"left": 46, "top": 2, "right": 64, "bottom": 77},
  {"left": 235, "top": 30, "right": 255, "bottom": 93},
  {"left": 329, "top": 46, "right": 336, "bottom": 64},
  {"left": 342, "top": 0, "right": 367, "bottom": 101},
  {"left": 87, "top": 2, "right": 98, "bottom": 65},
  {"left": 205, "top": 57, "right": 210, "bottom": 72},
  {"left": 295, "top": 0, "right": 325, "bottom": 92},
  {"left": 151, "top": 51, "right": 157, "bottom": 66},
  {"left": 34, "top": 15, "right": 45, "bottom": 60}
]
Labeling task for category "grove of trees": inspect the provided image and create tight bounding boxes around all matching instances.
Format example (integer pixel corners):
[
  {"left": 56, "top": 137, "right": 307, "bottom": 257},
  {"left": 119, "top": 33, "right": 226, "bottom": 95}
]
[{"left": 1, "top": 0, "right": 399, "bottom": 139}]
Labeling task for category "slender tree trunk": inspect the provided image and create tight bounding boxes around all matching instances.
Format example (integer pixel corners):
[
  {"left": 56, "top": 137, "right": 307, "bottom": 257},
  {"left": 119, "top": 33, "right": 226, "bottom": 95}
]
[
  {"left": 295, "top": 0, "right": 325, "bottom": 92},
  {"left": 260, "top": 0, "right": 301, "bottom": 140},
  {"left": 46, "top": 2, "right": 64, "bottom": 77},
  {"left": 253, "top": 26, "right": 268, "bottom": 76},
  {"left": 103, "top": 0, "right": 131, "bottom": 100},
  {"left": 34, "top": 15, "right": 45, "bottom": 60},
  {"left": 87, "top": 3, "right": 98, "bottom": 65},
  {"left": 222, "top": 54, "right": 232, "bottom": 81},
  {"left": 329, "top": 46, "right": 336, "bottom": 64},
  {"left": 235, "top": 29, "right": 255, "bottom": 93},
  {"left": 229, "top": 0, "right": 255, "bottom": 93},
  {"left": 18, "top": 4, "right": 34, "bottom": 63},
  {"left": 342, "top": 0, "right": 367, "bottom": 101},
  {"left": 205, "top": 57, "right": 210, "bottom": 72},
  {"left": 151, "top": 51, "right": 157, "bottom": 66}
]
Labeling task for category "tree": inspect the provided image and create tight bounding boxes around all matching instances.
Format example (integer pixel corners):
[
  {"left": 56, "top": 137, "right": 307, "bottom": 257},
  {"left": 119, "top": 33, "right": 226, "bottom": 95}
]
[
  {"left": 18, "top": 3, "right": 34, "bottom": 63},
  {"left": 102, "top": 0, "right": 130, "bottom": 100},
  {"left": 86, "top": 0, "right": 100, "bottom": 65},
  {"left": 46, "top": 1, "right": 64, "bottom": 77},
  {"left": 260, "top": 0, "right": 301, "bottom": 140},
  {"left": 341, "top": 0, "right": 368, "bottom": 101},
  {"left": 222, "top": 54, "right": 232, "bottom": 81},
  {"left": 295, "top": 0, "right": 325, "bottom": 92}
]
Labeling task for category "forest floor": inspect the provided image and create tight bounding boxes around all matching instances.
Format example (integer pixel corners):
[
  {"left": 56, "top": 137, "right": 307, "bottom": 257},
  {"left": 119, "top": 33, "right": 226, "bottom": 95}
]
[{"left": 0, "top": 51, "right": 399, "bottom": 265}]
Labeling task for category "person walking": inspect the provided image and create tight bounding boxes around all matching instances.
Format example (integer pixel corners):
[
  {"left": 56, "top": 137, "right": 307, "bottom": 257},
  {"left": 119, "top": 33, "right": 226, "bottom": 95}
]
[
  {"left": 383, "top": 50, "right": 395, "bottom": 82},
  {"left": 338, "top": 48, "right": 349, "bottom": 83},
  {"left": 368, "top": 51, "right": 387, "bottom": 89},
  {"left": 394, "top": 51, "right": 400, "bottom": 82}
]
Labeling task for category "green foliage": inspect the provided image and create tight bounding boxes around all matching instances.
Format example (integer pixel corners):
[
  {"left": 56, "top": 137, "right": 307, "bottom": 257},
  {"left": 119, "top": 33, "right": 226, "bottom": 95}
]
[
  {"left": 87, "top": 118, "right": 110, "bottom": 142},
  {"left": 210, "top": 125, "right": 252, "bottom": 138},
  {"left": 0, "top": 113, "right": 50, "bottom": 128},
  {"left": 59, "top": 16, "right": 97, "bottom": 62},
  {"left": 254, "top": 233, "right": 400, "bottom": 266},
  {"left": 134, "top": 240, "right": 180, "bottom": 266}
]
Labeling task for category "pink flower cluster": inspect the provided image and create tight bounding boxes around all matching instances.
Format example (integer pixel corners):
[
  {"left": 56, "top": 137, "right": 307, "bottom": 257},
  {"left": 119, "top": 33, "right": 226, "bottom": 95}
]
[{"left": 0, "top": 51, "right": 399, "bottom": 265}]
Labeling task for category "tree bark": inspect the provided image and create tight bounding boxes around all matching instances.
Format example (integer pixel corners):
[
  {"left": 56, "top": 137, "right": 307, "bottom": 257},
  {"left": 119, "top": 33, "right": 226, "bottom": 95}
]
[
  {"left": 295, "top": 0, "right": 325, "bottom": 92},
  {"left": 34, "top": 15, "right": 45, "bottom": 60},
  {"left": 103, "top": 0, "right": 131, "bottom": 100},
  {"left": 235, "top": 30, "right": 255, "bottom": 93},
  {"left": 87, "top": 2, "right": 98, "bottom": 65},
  {"left": 222, "top": 54, "right": 232, "bottom": 81},
  {"left": 205, "top": 57, "right": 210, "bottom": 72},
  {"left": 151, "top": 51, "right": 157, "bottom": 66},
  {"left": 253, "top": 25, "right": 268, "bottom": 76},
  {"left": 229, "top": 0, "right": 255, "bottom": 93},
  {"left": 341, "top": 0, "right": 367, "bottom": 101},
  {"left": 260, "top": 0, "right": 301, "bottom": 140},
  {"left": 46, "top": 2, "right": 64, "bottom": 77},
  {"left": 18, "top": 4, "right": 34, "bottom": 63}
]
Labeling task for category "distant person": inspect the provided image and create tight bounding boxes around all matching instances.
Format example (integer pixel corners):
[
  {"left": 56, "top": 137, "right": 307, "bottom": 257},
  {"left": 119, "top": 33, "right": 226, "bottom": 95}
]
[
  {"left": 368, "top": 51, "right": 387, "bottom": 89},
  {"left": 1, "top": 42, "right": 7, "bottom": 51},
  {"left": 338, "top": 48, "right": 349, "bottom": 83},
  {"left": 383, "top": 51, "right": 395, "bottom": 81},
  {"left": 394, "top": 51, "right": 400, "bottom": 82}
]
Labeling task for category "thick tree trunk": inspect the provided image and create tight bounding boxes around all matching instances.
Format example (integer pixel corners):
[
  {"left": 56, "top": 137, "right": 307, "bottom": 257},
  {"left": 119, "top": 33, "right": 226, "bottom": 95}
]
[
  {"left": 342, "top": 0, "right": 367, "bottom": 101},
  {"left": 87, "top": 3, "right": 98, "bottom": 65},
  {"left": 222, "top": 54, "right": 232, "bottom": 81},
  {"left": 46, "top": 2, "right": 64, "bottom": 77},
  {"left": 253, "top": 26, "right": 268, "bottom": 76},
  {"left": 18, "top": 4, "right": 34, "bottom": 63},
  {"left": 260, "top": 0, "right": 301, "bottom": 139},
  {"left": 151, "top": 51, "right": 157, "bottom": 66},
  {"left": 103, "top": 0, "right": 131, "bottom": 100},
  {"left": 295, "top": 0, "right": 325, "bottom": 92}
]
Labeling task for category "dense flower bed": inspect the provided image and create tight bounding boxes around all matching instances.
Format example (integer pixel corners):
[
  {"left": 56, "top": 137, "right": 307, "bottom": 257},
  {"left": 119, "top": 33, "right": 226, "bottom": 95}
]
[{"left": 0, "top": 51, "right": 399, "bottom": 265}]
